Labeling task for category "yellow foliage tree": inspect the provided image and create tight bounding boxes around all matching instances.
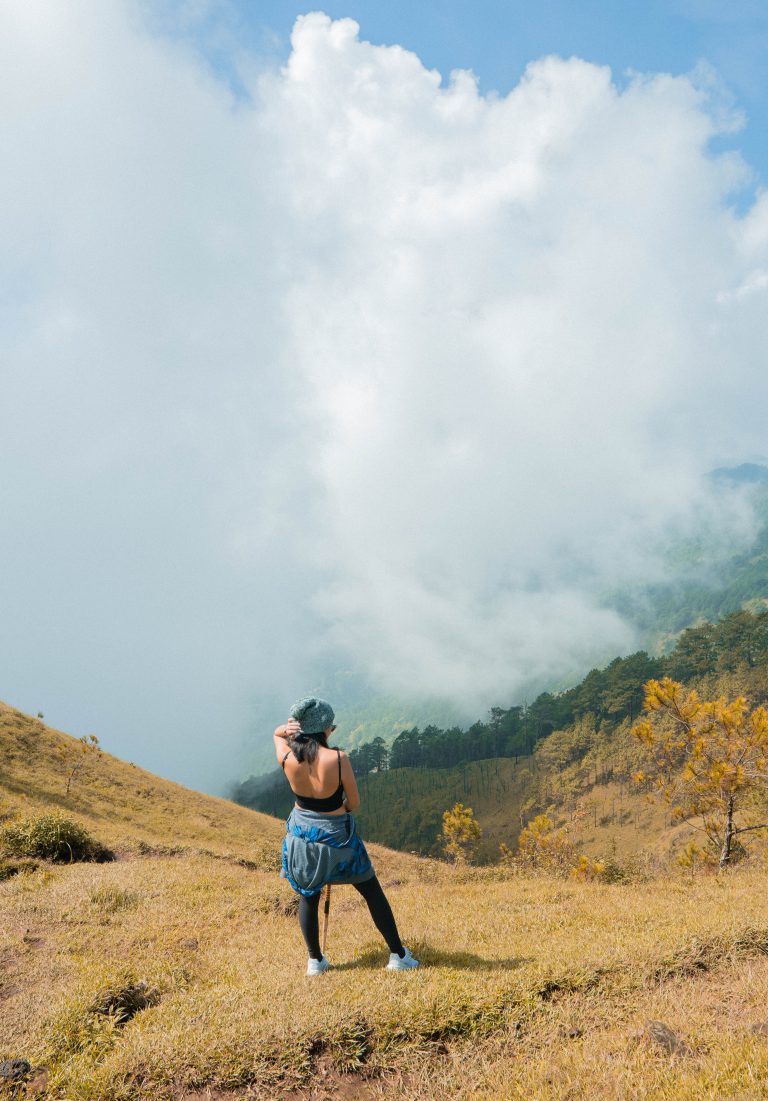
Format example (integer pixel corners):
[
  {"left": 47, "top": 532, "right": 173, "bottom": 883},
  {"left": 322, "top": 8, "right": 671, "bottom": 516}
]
[
  {"left": 441, "top": 802, "right": 482, "bottom": 864},
  {"left": 516, "top": 813, "right": 575, "bottom": 873},
  {"left": 569, "top": 854, "right": 606, "bottom": 881},
  {"left": 632, "top": 677, "right": 768, "bottom": 868}
]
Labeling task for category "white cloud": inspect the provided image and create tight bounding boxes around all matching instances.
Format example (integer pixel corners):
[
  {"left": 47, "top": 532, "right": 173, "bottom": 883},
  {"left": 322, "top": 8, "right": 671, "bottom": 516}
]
[{"left": 1, "top": 4, "right": 767, "bottom": 786}]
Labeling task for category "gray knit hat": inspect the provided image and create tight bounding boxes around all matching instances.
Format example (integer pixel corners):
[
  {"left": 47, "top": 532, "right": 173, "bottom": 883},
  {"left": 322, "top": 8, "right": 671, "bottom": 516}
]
[{"left": 290, "top": 696, "right": 335, "bottom": 735}]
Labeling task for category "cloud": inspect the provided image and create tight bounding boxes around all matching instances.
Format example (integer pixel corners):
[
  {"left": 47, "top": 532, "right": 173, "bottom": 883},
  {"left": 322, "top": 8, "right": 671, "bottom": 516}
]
[{"left": 1, "top": 4, "right": 767, "bottom": 787}]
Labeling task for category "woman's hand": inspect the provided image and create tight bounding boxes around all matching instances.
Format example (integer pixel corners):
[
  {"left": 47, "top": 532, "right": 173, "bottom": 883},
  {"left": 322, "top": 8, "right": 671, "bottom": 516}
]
[{"left": 275, "top": 718, "right": 302, "bottom": 739}]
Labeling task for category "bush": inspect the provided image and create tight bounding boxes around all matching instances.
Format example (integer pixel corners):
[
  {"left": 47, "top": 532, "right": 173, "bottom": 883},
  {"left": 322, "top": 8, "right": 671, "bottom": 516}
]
[
  {"left": 0, "top": 813, "right": 112, "bottom": 863},
  {"left": 516, "top": 814, "right": 576, "bottom": 874},
  {"left": 570, "top": 854, "right": 628, "bottom": 883}
]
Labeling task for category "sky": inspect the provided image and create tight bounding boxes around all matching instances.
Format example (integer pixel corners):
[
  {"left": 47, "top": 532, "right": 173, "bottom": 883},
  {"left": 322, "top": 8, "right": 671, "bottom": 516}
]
[
  {"left": 160, "top": 0, "right": 768, "bottom": 186},
  {"left": 1, "top": 0, "right": 767, "bottom": 793}
]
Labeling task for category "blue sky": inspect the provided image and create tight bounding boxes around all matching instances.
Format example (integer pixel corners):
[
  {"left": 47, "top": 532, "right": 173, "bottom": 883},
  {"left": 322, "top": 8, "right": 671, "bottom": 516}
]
[{"left": 190, "top": 0, "right": 768, "bottom": 187}]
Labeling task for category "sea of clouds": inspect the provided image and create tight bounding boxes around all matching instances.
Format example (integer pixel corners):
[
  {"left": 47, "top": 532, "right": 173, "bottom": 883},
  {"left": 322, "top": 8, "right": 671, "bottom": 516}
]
[{"left": 1, "top": 2, "right": 767, "bottom": 789}]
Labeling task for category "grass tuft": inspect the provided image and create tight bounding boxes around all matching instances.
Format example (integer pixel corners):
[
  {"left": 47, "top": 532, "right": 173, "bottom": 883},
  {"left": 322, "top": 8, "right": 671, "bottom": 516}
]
[
  {"left": 654, "top": 926, "right": 768, "bottom": 982},
  {"left": 255, "top": 888, "right": 300, "bottom": 917},
  {"left": 45, "top": 970, "right": 164, "bottom": 1069},
  {"left": 89, "top": 885, "right": 141, "bottom": 913},
  {"left": 0, "top": 857, "right": 38, "bottom": 881},
  {"left": 90, "top": 978, "right": 160, "bottom": 1023}
]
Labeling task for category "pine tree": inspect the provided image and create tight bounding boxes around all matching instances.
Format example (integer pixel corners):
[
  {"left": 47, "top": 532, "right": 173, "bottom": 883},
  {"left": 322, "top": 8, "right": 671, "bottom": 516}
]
[
  {"left": 632, "top": 677, "right": 768, "bottom": 868},
  {"left": 440, "top": 802, "right": 482, "bottom": 864}
]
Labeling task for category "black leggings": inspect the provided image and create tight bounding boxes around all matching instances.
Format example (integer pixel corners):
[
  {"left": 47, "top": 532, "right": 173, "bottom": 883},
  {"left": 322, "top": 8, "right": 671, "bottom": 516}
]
[{"left": 299, "top": 875, "right": 404, "bottom": 961}]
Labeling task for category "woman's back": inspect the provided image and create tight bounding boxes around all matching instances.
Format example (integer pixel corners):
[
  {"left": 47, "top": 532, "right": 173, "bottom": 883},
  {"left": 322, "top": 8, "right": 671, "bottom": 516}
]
[{"left": 283, "top": 744, "right": 346, "bottom": 812}]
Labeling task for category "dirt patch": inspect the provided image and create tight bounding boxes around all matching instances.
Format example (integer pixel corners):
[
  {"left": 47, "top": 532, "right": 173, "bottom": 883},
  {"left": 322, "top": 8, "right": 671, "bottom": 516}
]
[
  {"left": 279, "top": 1068, "right": 380, "bottom": 1101},
  {"left": 176, "top": 1087, "right": 376, "bottom": 1101},
  {"left": 174, "top": 1057, "right": 381, "bottom": 1101},
  {"left": 22, "top": 1068, "right": 48, "bottom": 1097},
  {"left": 0, "top": 947, "right": 21, "bottom": 1001},
  {"left": 176, "top": 1092, "right": 255, "bottom": 1100}
]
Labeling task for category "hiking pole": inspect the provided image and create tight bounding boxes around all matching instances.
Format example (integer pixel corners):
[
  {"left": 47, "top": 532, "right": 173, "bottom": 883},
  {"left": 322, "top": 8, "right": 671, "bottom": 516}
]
[{"left": 321, "top": 883, "right": 332, "bottom": 956}]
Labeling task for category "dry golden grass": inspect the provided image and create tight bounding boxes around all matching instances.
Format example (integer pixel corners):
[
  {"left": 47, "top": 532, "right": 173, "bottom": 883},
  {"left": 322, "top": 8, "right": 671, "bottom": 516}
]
[
  {"left": 372, "top": 953, "right": 768, "bottom": 1101},
  {"left": 3, "top": 703, "right": 768, "bottom": 1100},
  {"left": 4, "top": 857, "right": 768, "bottom": 1100},
  {"left": 0, "top": 701, "right": 283, "bottom": 862}
]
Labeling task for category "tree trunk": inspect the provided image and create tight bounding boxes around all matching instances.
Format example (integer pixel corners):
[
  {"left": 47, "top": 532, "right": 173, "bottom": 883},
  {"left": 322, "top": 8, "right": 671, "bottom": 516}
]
[{"left": 720, "top": 795, "right": 736, "bottom": 869}]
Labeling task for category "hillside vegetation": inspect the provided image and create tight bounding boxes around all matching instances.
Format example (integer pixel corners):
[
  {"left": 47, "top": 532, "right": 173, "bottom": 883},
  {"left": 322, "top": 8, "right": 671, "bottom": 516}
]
[
  {"left": 616, "top": 478, "right": 768, "bottom": 639},
  {"left": 236, "top": 610, "right": 768, "bottom": 864},
  {"left": 4, "top": 703, "right": 768, "bottom": 1098}
]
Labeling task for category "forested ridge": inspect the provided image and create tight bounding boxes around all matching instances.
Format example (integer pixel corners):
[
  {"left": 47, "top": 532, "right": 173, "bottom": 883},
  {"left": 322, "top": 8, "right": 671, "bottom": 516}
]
[{"left": 233, "top": 609, "right": 768, "bottom": 856}]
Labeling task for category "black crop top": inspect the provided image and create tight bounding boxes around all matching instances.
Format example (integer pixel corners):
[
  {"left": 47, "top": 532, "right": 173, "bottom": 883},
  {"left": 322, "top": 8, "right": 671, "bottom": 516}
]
[{"left": 281, "top": 746, "right": 346, "bottom": 811}]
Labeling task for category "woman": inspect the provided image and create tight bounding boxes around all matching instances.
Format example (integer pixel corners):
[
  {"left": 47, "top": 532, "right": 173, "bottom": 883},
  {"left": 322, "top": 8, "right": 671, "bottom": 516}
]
[{"left": 274, "top": 696, "right": 419, "bottom": 976}]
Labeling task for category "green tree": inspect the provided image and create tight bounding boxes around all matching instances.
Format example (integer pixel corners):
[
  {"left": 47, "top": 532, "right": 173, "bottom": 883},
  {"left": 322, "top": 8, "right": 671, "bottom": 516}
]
[
  {"left": 666, "top": 624, "right": 718, "bottom": 682},
  {"left": 369, "top": 736, "right": 389, "bottom": 771},
  {"left": 390, "top": 727, "right": 421, "bottom": 769},
  {"left": 715, "top": 610, "right": 768, "bottom": 671}
]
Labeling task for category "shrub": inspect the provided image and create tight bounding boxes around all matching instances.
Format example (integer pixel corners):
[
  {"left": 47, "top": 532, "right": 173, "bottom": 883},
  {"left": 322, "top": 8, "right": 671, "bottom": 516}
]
[
  {"left": 516, "top": 814, "right": 576, "bottom": 874},
  {"left": 676, "top": 840, "right": 717, "bottom": 873},
  {"left": 0, "top": 813, "right": 112, "bottom": 863},
  {"left": 570, "top": 854, "right": 628, "bottom": 883}
]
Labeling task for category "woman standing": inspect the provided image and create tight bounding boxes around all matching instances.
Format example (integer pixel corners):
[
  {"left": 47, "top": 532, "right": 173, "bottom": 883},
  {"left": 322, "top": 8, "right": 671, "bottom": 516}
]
[{"left": 275, "top": 696, "right": 419, "bottom": 976}]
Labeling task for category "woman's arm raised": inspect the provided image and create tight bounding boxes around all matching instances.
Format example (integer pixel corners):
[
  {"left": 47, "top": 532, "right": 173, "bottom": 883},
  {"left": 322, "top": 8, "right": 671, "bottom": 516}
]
[{"left": 273, "top": 718, "right": 301, "bottom": 764}]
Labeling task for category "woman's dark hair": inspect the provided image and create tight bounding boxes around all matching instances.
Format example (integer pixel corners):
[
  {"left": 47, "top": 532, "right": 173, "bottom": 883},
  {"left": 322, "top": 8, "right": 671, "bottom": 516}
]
[{"left": 287, "top": 731, "right": 329, "bottom": 765}]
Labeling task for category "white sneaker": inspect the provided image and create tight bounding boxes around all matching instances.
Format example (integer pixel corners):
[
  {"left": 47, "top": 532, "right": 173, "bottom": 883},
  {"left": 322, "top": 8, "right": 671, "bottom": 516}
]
[
  {"left": 386, "top": 946, "right": 419, "bottom": 971},
  {"left": 306, "top": 955, "right": 331, "bottom": 976}
]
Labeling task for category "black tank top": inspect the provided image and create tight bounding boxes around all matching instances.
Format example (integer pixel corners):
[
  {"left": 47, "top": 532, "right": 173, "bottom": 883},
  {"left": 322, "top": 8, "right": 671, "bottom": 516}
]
[{"left": 281, "top": 746, "right": 345, "bottom": 811}]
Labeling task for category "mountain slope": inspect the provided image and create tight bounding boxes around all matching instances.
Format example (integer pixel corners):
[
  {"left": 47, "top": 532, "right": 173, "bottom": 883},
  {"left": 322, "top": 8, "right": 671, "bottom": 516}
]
[{"left": 0, "top": 701, "right": 283, "bottom": 863}]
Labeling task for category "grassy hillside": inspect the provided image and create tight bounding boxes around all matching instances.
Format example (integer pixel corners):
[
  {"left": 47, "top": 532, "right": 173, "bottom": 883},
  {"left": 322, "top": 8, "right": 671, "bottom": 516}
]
[
  {"left": 0, "top": 701, "right": 283, "bottom": 865},
  {"left": 4, "top": 700, "right": 768, "bottom": 1100},
  {"left": 352, "top": 688, "right": 767, "bottom": 868}
]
